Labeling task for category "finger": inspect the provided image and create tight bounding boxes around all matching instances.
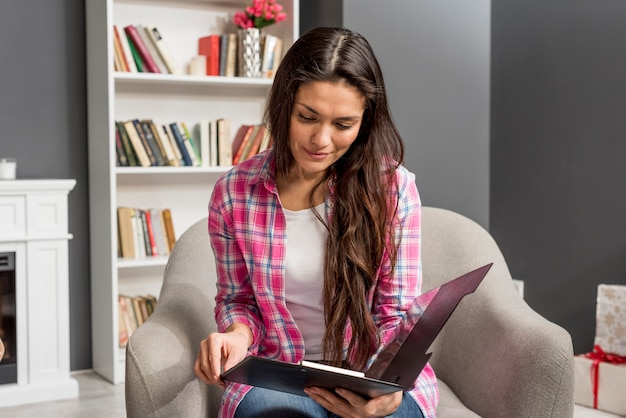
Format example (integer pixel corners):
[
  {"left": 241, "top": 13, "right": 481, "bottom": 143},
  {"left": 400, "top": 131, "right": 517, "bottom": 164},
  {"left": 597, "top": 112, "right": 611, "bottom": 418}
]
[{"left": 335, "top": 388, "right": 367, "bottom": 407}]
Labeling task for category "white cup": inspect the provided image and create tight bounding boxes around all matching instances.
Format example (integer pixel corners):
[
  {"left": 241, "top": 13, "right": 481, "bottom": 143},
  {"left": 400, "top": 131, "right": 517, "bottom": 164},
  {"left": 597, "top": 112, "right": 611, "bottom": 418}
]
[{"left": 0, "top": 158, "right": 17, "bottom": 180}]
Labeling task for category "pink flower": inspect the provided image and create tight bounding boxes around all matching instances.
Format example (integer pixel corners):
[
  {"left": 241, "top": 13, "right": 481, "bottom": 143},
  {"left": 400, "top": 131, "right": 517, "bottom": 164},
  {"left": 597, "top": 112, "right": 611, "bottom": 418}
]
[{"left": 233, "top": 0, "right": 288, "bottom": 29}]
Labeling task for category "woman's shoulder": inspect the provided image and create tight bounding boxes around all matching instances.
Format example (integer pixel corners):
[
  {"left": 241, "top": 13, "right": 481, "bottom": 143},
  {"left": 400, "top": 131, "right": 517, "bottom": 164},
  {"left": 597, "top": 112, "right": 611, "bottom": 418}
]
[{"left": 216, "top": 149, "right": 274, "bottom": 189}]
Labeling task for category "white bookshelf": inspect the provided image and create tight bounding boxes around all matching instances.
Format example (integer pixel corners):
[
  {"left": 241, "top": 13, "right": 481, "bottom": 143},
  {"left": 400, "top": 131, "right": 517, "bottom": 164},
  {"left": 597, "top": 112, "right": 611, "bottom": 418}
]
[{"left": 86, "top": 0, "right": 299, "bottom": 384}]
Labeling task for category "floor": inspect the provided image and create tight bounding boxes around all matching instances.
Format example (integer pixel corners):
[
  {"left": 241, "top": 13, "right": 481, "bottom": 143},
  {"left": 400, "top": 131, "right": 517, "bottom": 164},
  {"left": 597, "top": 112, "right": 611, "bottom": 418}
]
[{"left": 0, "top": 371, "right": 621, "bottom": 417}]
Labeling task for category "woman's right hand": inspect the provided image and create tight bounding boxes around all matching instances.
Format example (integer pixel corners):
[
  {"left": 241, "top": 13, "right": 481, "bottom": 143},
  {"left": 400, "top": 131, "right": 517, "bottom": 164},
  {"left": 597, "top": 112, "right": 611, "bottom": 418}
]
[{"left": 194, "top": 323, "right": 253, "bottom": 389}]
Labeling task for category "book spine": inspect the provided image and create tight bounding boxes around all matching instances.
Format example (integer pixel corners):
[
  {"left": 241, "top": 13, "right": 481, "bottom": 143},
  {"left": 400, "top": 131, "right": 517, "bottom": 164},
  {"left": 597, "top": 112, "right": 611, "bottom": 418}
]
[
  {"left": 225, "top": 33, "right": 237, "bottom": 77},
  {"left": 116, "top": 122, "right": 138, "bottom": 166},
  {"left": 126, "top": 37, "right": 144, "bottom": 72},
  {"left": 198, "top": 34, "right": 220, "bottom": 76},
  {"left": 143, "top": 209, "right": 158, "bottom": 256},
  {"left": 149, "top": 121, "right": 177, "bottom": 166},
  {"left": 113, "top": 25, "right": 130, "bottom": 72},
  {"left": 124, "top": 25, "right": 160, "bottom": 73},
  {"left": 162, "top": 208, "right": 176, "bottom": 252},
  {"left": 146, "top": 25, "right": 181, "bottom": 75},
  {"left": 138, "top": 24, "right": 169, "bottom": 74},
  {"left": 168, "top": 122, "right": 193, "bottom": 166},
  {"left": 122, "top": 120, "right": 151, "bottom": 167},
  {"left": 181, "top": 122, "right": 201, "bottom": 166},
  {"left": 140, "top": 120, "right": 166, "bottom": 166},
  {"left": 115, "top": 128, "right": 129, "bottom": 166},
  {"left": 217, "top": 118, "right": 232, "bottom": 166},
  {"left": 219, "top": 34, "right": 228, "bottom": 76},
  {"left": 132, "top": 119, "right": 158, "bottom": 166},
  {"left": 162, "top": 124, "right": 183, "bottom": 165}
]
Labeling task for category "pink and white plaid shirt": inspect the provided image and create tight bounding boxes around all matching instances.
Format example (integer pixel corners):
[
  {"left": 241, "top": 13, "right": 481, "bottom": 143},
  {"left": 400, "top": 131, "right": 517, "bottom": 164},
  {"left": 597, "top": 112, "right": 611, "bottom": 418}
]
[{"left": 208, "top": 149, "right": 439, "bottom": 418}]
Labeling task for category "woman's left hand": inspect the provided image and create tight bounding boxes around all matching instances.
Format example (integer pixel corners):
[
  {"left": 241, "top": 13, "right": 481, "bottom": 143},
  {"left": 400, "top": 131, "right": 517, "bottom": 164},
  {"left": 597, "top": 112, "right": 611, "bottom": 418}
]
[{"left": 304, "top": 386, "right": 402, "bottom": 418}]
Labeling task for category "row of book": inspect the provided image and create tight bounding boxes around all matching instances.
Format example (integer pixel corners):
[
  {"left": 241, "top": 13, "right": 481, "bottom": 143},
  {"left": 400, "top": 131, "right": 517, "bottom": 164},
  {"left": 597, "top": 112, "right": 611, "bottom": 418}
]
[
  {"left": 116, "top": 119, "right": 221, "bottom": 168},
  {"left": 119, "top": 294, "right": 158, "bottom": 348},
  {"left": 232, "top": 123, "right": 272, "bottom": 165},
  {"left": 113, "top": 24, "right": 181, "bottom": 75},
  {"left": 117, "top": 207, "right": 176, "bottom": 259},
  {"left": 112, "top": 23, "right": 284, "bottom": 78},
  {"left": 195, "top": 33, "right": 283, "bottom": 78}
]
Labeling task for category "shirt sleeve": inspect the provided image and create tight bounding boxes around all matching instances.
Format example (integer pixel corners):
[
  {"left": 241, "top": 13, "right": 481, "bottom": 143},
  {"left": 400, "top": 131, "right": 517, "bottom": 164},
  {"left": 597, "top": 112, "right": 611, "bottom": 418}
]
[{"left": 208, "top": 173, "right": 265, "bottom": 352}]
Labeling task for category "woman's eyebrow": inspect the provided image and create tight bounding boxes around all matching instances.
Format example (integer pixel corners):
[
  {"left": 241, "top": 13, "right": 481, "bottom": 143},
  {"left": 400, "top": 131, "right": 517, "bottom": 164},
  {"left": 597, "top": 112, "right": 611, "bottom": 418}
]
[{"left": 296, "top": 103, "right": 362, "bottom": 121}]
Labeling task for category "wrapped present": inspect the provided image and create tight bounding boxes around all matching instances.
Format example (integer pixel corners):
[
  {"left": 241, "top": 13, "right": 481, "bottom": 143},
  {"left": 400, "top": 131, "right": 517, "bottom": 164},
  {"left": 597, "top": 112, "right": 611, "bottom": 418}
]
[
  {"left": 574, "top": 345, "right": 626, "bottom": 415},
  {"left": 594, "top": 284, "right": 626, "bottom": 356}
]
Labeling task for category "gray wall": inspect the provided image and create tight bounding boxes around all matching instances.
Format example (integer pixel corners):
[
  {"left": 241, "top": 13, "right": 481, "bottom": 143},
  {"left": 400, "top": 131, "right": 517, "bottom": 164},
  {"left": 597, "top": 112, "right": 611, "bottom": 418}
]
[
  {"left": 491, "top": 0, "right": 626, "bottom": 353},
  {"left": 343, "top": 0, "right": 491, "bottom": 229},
  {"left": 0, "top": 0, "right": 91, "bottom": 370}
]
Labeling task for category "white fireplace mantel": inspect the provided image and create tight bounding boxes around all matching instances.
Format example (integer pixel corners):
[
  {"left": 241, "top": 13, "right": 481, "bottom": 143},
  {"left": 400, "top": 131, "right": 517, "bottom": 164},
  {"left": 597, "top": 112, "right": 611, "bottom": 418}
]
[{"left": 0, "top": 179, "right": 79, "bottom": 406}]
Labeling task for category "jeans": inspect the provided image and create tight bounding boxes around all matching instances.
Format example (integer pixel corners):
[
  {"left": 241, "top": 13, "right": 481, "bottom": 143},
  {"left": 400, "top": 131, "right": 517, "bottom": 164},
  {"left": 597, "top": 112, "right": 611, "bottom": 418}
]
[{"left": 234, "top": 387, "right": 424, "bottom": 418}]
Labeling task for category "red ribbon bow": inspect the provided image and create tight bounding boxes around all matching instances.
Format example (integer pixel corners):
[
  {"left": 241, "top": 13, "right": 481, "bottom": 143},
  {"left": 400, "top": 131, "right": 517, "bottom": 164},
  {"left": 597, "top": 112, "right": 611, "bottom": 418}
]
[{"left": 584, "top": 345, "right": 626, "bottom": 409}]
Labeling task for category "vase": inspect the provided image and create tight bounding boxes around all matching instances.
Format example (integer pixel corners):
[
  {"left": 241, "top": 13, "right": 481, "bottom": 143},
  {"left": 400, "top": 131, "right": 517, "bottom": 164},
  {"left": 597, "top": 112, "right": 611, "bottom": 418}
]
[{"left": 238, "top": 27, "right": 262, "bottom": 78}]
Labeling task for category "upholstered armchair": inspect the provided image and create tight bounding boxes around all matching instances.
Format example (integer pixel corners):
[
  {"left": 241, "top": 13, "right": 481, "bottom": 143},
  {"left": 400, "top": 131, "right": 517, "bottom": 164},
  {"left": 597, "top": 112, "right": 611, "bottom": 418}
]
[{"left": 125, "top": 207, "right": 575, "bottom": 417}]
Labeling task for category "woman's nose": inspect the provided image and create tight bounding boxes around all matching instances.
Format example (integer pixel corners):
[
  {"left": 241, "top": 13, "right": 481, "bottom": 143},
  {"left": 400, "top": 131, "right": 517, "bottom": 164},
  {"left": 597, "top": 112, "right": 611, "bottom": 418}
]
[{"left": 311, "top": 125, "right": 332, "bottom": 148}]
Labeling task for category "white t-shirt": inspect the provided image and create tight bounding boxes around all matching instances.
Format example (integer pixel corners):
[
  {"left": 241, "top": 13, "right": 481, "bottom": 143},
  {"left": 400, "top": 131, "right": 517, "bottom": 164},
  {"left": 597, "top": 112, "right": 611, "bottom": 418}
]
[{"left": 283, "top": 202, "right": 327, "bottom": 360}]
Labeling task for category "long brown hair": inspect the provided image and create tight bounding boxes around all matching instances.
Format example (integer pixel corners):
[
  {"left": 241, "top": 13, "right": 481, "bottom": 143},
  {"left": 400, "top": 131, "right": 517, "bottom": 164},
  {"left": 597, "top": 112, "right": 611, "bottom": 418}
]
[{"left": 265, "top": 27, "right": 404, "bottom": 369}]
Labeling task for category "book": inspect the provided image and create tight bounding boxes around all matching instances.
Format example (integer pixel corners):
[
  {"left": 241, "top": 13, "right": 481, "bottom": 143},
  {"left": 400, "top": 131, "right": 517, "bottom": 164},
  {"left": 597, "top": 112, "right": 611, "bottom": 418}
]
[
  {"left": 145, "top": 119, "right": 177, "bottom": 166},
  {"left": 168, "top": 123, "right": 193, "bottom": 166},
  {"left": 112, "top": 25, "right": 129, "bottom": 72},
  {"left": 231, "top": 124, "right": 253, "bottom": 165},
  {"left": 196, "top": 120, "right": 211, "bottom": 168},
  {"left": 115, "top": 128, "right": 129, "bottom": 166},
  {"left": 222, "top": 263, "right": 493, "bottom": 398},
  {"left": 126, "top": 36, "right": 144, "bottom": 72},
  {"left": 181, "top": 122, "right": 202, "bottom": 166},
  {"left": 162, "top": 124, "right": 183, "bottom": 166},
  {"left": 143, "top": 209, "right": 158, "bottom": 256},
  {"left": 209, "top": 119, "right": 218, "bottom": 166},
  {"left": 137, "top": 24, "right": 169, "bottom": 74},
  {"left": 243, "top": 124, "right": 266, "bottom": 161},
  {"left": 235, "top": 124, "right": 260, "bottom": 164},
  {"left": 150, "top": 209, "right": 169, "bottom": 256},
  {"left": 131, "top": 119, "right": 158, "bottom": 166},
  {"left": 216, "top": 118, "right": 231, "bottom": 166},
  {"left": 139, "top": 120, "right": 167, "bottom": 166},
  {"left": 219, "top": 34, "right": 228, "bottom": 76},
  {"left": 116, "top": 121, "right": 138, "bottom": 166},
  {"left": 225, "top": 33, "right": 238, "bottom": 77},
  {"left": 117, "top": 25, "right": 138, "bottom": 72},
  {"left": 132, "top": 208, "right": 146, "bottom": 258},
  {"left": 119, "top": 295, "right": 137, "bottom": 344},
  {"left": 257, "top": 126, "right": 272, "bottom": 153},
  {"left": 198, "top": 34, "right": 220, "bottom": 76},
  {"left": 240, "top": 124, "right": 266, "bottom": 162},
  {"left": 122, "top": 120, "right": 151, "bottom": 167},
  {"left": 117, "top": 207, "right": 135, "bottom": 258},
  {"left": 144, "top": 25, "right": 181, "bottom": 75},
  {"left": 118, "top": 297, "right": 129, "bottom": 348},
  {"left": 261, "top": 34, "right": 283, "bottom": 78},
  {"left": 161, "top": 208, "right": 176, "bottom": 252},
  {"left": 124, "top": 24, "right": 160, "bottom": 73}
]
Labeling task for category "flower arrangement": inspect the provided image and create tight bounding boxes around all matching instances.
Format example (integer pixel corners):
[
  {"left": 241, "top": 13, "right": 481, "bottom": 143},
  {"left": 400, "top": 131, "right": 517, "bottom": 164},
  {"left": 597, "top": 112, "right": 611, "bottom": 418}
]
[{"left": 233, "top": 0, "right": 287, "bottom": 29}]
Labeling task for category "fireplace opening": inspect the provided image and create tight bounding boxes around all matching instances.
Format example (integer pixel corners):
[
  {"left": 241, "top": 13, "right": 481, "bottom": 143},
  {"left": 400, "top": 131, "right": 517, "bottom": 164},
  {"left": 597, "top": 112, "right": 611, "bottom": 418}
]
[{"left": 0, "top": 252, "right": 16, "bottom": 384}]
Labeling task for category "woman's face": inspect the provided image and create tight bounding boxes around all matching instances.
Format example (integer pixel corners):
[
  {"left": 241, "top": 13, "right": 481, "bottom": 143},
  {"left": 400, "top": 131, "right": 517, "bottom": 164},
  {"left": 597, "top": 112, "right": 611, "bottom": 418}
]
[{"left": 288, "top": 80, "right": 366, "bottom": 181}]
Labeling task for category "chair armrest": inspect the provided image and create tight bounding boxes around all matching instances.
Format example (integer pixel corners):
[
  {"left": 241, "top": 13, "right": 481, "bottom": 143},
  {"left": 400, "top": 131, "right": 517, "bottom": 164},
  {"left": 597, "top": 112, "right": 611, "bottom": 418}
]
[
  {"left": 431, "top": 281, "right": 574, "bottom": 418},
  {"left": 125, "top": 283, "right": 223, "bottom": 418},
  {"left": 125, "top": 217, "right": 223, "bottom": 417}
]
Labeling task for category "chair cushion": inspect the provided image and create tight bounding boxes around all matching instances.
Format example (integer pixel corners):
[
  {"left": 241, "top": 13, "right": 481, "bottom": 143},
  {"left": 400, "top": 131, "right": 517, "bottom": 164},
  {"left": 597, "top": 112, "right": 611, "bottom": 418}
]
[{"left": 437, "top": 379, "right": 481, "bottom": 418}]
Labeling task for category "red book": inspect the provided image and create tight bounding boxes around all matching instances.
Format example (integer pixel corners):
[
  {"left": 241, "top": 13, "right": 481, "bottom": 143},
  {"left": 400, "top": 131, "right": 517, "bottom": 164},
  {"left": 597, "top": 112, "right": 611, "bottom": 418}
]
[
  {"left": 144, "top": 210, "right": 158, "bottom": 256},
  {"left": 198, "top": 35, "right": 220, "bottom": 76},
  {"left": 124, "top": 25, "right": 160, "bottom": 73}
]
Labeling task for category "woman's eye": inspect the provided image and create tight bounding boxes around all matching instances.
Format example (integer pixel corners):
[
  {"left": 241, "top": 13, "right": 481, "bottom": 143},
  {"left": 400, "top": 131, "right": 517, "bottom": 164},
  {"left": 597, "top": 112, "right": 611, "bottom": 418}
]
[
  {"left": 336, "top": 123, "right": 352, "bottom": 130},
  {"left": 298, "top": 114, "right": 315, "bottom": 122}
]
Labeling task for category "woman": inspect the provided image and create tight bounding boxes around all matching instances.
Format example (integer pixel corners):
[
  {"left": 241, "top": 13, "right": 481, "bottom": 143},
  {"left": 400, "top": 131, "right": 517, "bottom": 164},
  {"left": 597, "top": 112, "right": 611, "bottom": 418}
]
[{"left": 195, "top": 27, "right": 439, "bottom": 417}]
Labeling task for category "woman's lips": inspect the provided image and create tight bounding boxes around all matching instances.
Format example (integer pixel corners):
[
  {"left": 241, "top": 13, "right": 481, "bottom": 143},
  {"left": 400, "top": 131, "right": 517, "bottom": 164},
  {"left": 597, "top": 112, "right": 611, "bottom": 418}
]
[{"left": 305, "top": 149, "right": 329, "bottom": 160}]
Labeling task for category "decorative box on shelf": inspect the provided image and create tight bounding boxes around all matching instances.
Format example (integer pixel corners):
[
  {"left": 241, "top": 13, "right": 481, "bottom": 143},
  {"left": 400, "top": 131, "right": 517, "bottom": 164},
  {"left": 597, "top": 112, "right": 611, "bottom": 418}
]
[{"left": 574, "top": 284, "right": 626, "bottom": 416}]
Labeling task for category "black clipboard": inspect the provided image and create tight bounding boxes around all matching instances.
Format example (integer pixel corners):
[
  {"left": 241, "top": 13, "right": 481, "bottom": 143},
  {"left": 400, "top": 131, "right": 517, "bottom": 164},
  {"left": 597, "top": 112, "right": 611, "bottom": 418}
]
[{"left": 221, "top": 263, "right": 493, "bottom": 397}]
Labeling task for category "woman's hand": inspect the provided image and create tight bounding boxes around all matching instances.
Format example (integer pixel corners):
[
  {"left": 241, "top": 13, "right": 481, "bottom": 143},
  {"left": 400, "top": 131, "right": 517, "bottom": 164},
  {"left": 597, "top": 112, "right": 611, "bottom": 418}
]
[
  {"left": 304, "top": 386, "right": 403, "bottom": 418},
  {"left": 194, "top": 323, "right": 253, "bottom": 389}
]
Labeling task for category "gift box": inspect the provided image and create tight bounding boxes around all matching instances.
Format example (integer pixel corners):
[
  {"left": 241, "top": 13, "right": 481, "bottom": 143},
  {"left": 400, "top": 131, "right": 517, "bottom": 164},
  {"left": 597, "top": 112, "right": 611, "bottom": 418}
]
[
  {"left": 594, "top": 284, "right": 626, "bottom": 357},
  {"left": 574, "top": 348, "right": 626, "bottom": 415}
]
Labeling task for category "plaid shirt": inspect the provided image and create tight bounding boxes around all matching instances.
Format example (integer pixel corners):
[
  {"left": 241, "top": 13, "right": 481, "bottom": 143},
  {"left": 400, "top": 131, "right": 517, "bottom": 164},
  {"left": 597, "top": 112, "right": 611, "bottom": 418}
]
[{"left": 208, "top": 149, "right": 439, "bottom": 418}]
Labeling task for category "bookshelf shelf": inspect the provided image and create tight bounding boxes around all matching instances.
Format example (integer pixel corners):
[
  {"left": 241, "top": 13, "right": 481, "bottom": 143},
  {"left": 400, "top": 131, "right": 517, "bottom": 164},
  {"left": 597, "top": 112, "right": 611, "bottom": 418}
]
[
  {"left": 116, "top": 166, "right": 231, "bottom": 175},
  {"left": 86, "top": 0, "right": 299, "bottom": 384}
]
